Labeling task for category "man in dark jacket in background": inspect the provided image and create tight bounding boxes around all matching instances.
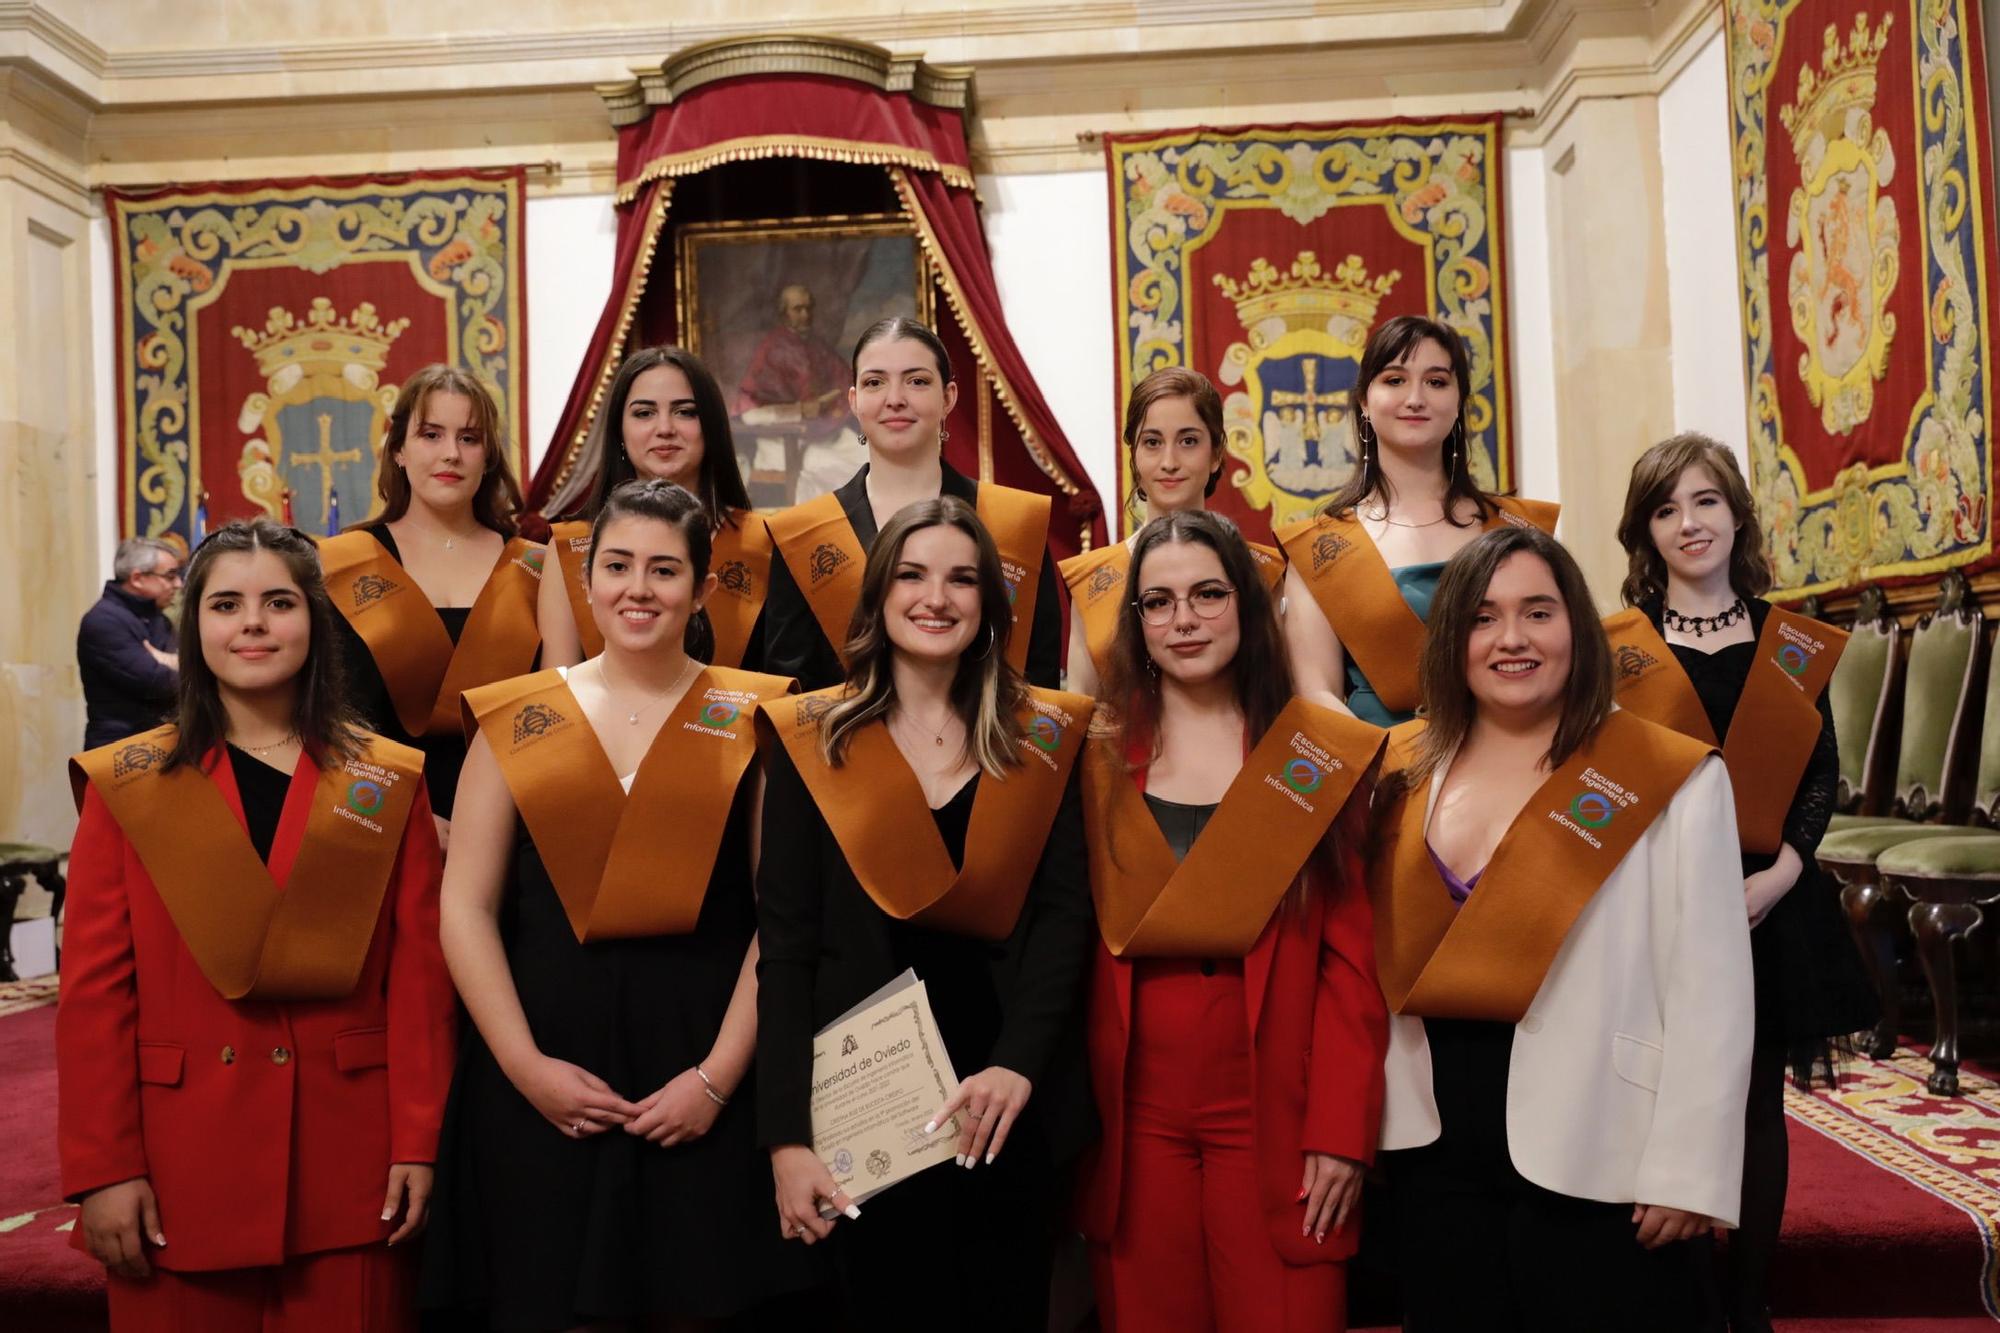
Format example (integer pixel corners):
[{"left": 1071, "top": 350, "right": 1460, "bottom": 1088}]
[{"left": 76, "top": 536, "right": 182, "bottom": 749}]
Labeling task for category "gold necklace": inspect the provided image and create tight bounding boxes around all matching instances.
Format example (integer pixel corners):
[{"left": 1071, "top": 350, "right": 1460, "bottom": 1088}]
[
  {"left": 603, "top": 654, "right": 697, "bottom": 726},
  {"left": 894, "top": 703, "right": 958, "bottom": 748},
  {"left": 236, "top": 732, "right": 297, "bottom": 757},
  {"left": 1363, "top": 503, "right": 1450, "bottom": 529}
]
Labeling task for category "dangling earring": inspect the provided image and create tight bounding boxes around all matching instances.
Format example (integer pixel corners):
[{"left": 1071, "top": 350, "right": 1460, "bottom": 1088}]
[{"left": 939, "top": 427, "right": 951, "bottom": 446}]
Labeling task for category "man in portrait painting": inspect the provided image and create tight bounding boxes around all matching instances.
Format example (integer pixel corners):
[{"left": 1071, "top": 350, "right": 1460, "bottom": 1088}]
[{"left": 734, "top": 284, "right": 851, "bottom": 427}]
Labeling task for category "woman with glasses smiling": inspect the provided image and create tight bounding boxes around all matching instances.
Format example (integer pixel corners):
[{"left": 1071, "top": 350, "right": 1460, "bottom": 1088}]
[{"left": 1076, "top": 509, "right": 1389, "bottom": 1331}]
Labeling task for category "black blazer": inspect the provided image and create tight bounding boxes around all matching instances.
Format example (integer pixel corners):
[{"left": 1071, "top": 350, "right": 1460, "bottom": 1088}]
[
  {"left": 761, "top": 462, "right": 1065, "bottom": 691},
  {"left": 754, "top": 738, "right": 1096, "bottom": 1163}
]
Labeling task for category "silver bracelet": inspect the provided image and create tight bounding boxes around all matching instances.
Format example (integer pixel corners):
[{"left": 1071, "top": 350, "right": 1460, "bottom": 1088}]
[{"left": 695, "top": 1064, "right": 729, "bottom": 1107}]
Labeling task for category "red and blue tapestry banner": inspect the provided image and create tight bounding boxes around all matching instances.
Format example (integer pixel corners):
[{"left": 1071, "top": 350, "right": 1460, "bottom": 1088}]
[
  {"left": 1105, "top": 117, "right": 1512, "bottom": 544},
  {"left": 1727, "top": 0, "right": 1997, "bottom": 595},
  {"left": 108, "top": 168, "right": 528, "bottom": 544}
]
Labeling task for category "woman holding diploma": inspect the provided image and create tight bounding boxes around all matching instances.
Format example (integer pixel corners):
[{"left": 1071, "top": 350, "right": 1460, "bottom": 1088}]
[
  {"left": 421, "top": 480, "right": 813, "bottom": 1327},
  {"left": 755, "top": 496, "right": 1095, "bottom": 1329},
  {"left": 1372, "top": 524, "right": 1754, "bottom": 1330},
  {"left": 1606, "top": 435, "right": 1875, "bottom": 1333},
  {"left": 1077, "top": 510, "right": 1390, "bottom": 1331},
  {"left": 321, "top": 364, "right": 541, "bottom": 849},
  {"left": 1277, "top": 316, "right": 1558, "bottom": 723},
  {"left": 59, "top": 519, "right": 455, "bottom": 1331},
  {"left": 1061, "top": 369, "right": 1283, "bottom": 697},
  {"left": 537, "top": 346, "right": 773, "bottom": 670},
  {"left": 762, "top": 317, "right": 1064, "bottom": 690}
]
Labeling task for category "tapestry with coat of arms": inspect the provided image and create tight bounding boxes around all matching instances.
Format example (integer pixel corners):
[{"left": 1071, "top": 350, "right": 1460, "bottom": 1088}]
[
  {"left": 1726, "top": 0, "right": 1997, "bottom": 596},
  {"left": 1104, "top": 117, "right": 1512, "bottom": 543},
  {"left": 108, "top": 169, "right": 527, "bottom": 545}
]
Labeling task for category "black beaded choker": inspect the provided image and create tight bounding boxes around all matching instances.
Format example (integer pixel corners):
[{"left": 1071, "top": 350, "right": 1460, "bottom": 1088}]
[{"left": 1662, "top": 598, "right": 1746, "bottom": 638}]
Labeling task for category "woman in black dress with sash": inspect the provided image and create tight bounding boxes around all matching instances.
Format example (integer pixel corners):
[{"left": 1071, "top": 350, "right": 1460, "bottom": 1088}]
[
  {"left": 1612, "top": 434, "right": 1877, "bottom": 1333},
  {"left": 422, "top": 480, "right": 815, "bottom": 1329}
]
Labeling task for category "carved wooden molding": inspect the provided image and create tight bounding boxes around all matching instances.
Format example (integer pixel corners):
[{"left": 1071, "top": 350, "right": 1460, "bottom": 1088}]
[{"left": 600, "top": 35, "right": 973, "bottom": 127}]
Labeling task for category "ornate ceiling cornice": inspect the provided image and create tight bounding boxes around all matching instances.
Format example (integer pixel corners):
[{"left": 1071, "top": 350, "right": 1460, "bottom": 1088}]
[{"left": 598, "top": 34, "right": 973, "bottom": 128}]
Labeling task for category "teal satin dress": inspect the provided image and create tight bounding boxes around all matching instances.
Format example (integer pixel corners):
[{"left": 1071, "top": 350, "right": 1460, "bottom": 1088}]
[{"left": 1342, "top": 561, "right": 1445, "bottom": 726}]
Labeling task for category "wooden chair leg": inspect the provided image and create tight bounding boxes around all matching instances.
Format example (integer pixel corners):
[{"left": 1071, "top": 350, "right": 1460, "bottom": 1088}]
[
  {"left": 1842, "top": 877, "right": 1902, "bottom": 1058},
  {"left": 1908, "top": 900, "right": 1983, "bottom": 1097}
]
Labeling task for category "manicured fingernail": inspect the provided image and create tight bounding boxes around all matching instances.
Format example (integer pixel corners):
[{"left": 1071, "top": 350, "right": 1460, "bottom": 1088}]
[
  {"left": 985, "top": 1152, "right": 995, "bottom": 1165},
  {"left": 923, "top": 1120, "right": 937, "bottom": 1135},
  {"left": 955, "top": 1154, "right": 966, "bottom": 1167},
  {"left": 154, "top": 1234, "right": 166, "bottom": 1246},
  {"left": 1295, "top": 1189, "right": 1308, "bottom": 1203},
  {"left": 963, "top": 1156, "right": 975, "bottom": 1170},
  {"left": 1302, "top": 1224, "right": 1311, "bottom": 1236},
  {"left": 843, "top": 1205, "right": 861, "bottom": 1220},
  {"left": 381, "top": 1208, "right": 394, "bottom": 1221}
]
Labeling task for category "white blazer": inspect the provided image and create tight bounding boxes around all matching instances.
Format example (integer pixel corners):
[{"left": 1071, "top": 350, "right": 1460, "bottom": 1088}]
[{"left": 1379, "top": 750, "right": 1755, "bottom": 1227}]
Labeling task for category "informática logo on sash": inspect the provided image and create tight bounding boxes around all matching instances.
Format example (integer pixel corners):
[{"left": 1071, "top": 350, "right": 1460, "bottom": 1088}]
[
  {"left": 1310, "top": 531, "right": 1351, "bottom": 572},
  {"left": 1028, "top": 714, "right": 1062, "bottom": 752},
  {"left": 1000, "top": 559, "right": 1027, "bottom": 606},
  {"left": 701, "top": 701, "right": 741, "bottom": 729},
  {"left": 1552, "top": 767, "right": 1636, "bottom": 849},
  {"left": 512, "top": 702, "right": 565, "bottom": 746},
  {"left": 352, "top": 573, "right": 396, "bottom": 609},
  {"left": 1085, "top": 563, "right": 1121, "bottom": 602},
  {"left": 346, "top": 779, "right": 387, "bottom": 817},
  {"left": 808, "top": 543, "right": 850, "bottom": 585},
  {"left": 1778, "top": 644, "right": 1809, "bottom": 676},
  {"left": 1283, "top": 758, "right": 1323, "bottom": 794},
  {"left": 111, "top": 740, "right": 169, "bottom": 782},
  {"left": 519, "top": 548, "right": 545, "bottom": 576},
  {"left": 1266, "top": 730, "right": 1339, "bottom": 810},
  {"left": 716, "top": 560, "right": 753, "bottom": 597},
  {"left": 1615, "top": 644, "right": 1659, "bottom": 680},
  {"left": 1569, "top": 791, "right": 1615, "bottom": 828}
]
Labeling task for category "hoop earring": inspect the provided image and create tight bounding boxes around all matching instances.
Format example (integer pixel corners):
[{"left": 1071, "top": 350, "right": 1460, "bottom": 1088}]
[
  {"left": 1356, "top": 414, "right": 1377, "bottom": 449},
  {"left": 969, "top": 621, "right": 996, "bottom": 660},
  {"left": 939, "top": 428, "right": 951, "bottom": 446}
]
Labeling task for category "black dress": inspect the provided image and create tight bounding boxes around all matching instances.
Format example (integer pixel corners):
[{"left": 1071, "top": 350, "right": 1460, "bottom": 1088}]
[
  {"left": 330, "top": 524, "right": 474, "bottom": 819},
  {"left": 761, "top": 463, "right": 1065, "bottom": 691},
  {"left": 420, "top": 778, "right": 818, "bottom": 1329},
  {"left": 1648, "top": 598, "right": 1878, "bottom": 1055}
]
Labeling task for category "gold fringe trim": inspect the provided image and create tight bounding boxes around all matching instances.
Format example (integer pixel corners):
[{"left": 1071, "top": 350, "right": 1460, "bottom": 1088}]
[
  {"left": 548, "top": 179, "right": 676, "bottom": 502},
  {"left": 618, "top": 137, "right": 975, "bottom": 203},
  {"left": 889, "top": 167, "right": 1086, "bottom": 515}
]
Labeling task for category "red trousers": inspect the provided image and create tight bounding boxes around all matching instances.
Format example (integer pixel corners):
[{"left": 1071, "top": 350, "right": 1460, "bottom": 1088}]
[
  {"left": 106, "top": 1244, "right": 415, "bottom": 1333},
  {"left": 1092, "top": 960, "right": 1345, "bottom": 1333}
]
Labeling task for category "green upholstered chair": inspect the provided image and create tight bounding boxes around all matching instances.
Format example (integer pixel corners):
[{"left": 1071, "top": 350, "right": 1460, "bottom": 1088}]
[
  {"left": 1819, "top": 575, "right": 1988, "bottom": 1056},
  {"left": 1826, "top": 586, "right": 1904, "bottom": 826},
  {"left": 1874, "top": 630, "right": 2000, "bottom": 1094}
]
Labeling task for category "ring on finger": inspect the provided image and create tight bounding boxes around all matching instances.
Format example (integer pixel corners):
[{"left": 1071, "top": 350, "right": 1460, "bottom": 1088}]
[
  {"left": 571, "top": 1120, "right": 585, "bottom": 1134},
  {"left": 967, "top": 1111, "right": 984, "bottom": 1120}
]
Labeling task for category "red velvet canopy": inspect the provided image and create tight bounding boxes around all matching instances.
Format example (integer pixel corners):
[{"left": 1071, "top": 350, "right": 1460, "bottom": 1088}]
[{"left": 531, "top": 61, "right": 1105, "bottom": 557}]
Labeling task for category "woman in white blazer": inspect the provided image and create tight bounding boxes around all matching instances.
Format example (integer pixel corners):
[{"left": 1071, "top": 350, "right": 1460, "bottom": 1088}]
[{"left": 1367, "top": 524, "right": 1753, "bottom": 1332}]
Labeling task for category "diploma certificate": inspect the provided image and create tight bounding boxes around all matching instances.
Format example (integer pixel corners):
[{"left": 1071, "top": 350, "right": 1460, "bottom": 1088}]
[{"left": 810, "top": 969, "right": 961, "bottom": 1205}]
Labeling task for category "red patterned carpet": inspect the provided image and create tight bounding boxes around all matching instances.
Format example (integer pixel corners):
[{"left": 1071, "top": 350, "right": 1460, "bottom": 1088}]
[{"left": 3, "top": 975, "right": 1998, "bottom": 1331}]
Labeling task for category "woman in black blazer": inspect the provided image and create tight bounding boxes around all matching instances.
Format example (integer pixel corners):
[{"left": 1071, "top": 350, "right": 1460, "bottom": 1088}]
[{"left": 754, "top": 495, "right": 1094, "bottom": 1331}]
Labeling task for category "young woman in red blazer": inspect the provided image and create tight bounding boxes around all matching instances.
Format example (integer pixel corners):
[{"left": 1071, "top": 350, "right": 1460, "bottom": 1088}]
[
  {"left": 1078, "top": 509, "right": 1389, "bottom": 1331},
  {"left": 59, "top": 519, "right": 456, "bottom": 1332}
]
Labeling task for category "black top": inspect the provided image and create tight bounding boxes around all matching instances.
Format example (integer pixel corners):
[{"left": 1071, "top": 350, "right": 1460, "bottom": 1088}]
[
  {"left": 78, "top": 582, "right": 178, "bottom": 750},
  {"left": 1142, "top": 793, "right": 1218, "bottom": 864},
  {"left": 761, "top": 463, "right": 1064, "bottom": 691},
  {"left": 227, "top": 745, "right": 292, "bottom": 864},
  {"left": 754, "top": 742, "right": 1095, "bottom": 1162},
  {"left": 331, "top": 524, "right": 475, "bottom": 818}
]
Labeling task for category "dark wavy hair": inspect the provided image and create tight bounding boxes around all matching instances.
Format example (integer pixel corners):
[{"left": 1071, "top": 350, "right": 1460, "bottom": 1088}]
[
  {"left": 1124, "top": 367, "right": 1227, "bottom": 501},
  {"left": 1616, "top": 432, "right": 1772, "bottom": 608},
  {"left": 365, "top": 363, "right": 522, "bottom": 537},
  {"left": 1098, "top": 509, "right": 1292, "bottom": 768},
  {"left": 817, "top": 496, "right": 1025, "bottom": 776},
  {"left": 580, "top": 346, "right": 752, "bottom": 529},
  {"left": 1405, "top": 525, "right": 1614, "bottom": 786},
  {"left": 165, "top": 519, "right": 365, "bottom": 772},
  {"left": 586, "top": 478, "right": 718, "bottom": 662},
  {"left": 851, "top": 316, "right": 953, "bottom": 384},
  {"left": 1321, "top": 315, "right": 1496, "bottom": 526}
]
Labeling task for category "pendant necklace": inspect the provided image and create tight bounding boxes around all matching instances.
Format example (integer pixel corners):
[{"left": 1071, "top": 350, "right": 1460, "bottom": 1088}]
[
  {"left": 608, "top": 654, "right": 697, "bottom": 725},
  {"left": 897, "top": 705, "right": 955, "bottom": 747},
  {"left": 237, "top": 732, "right": 297, "bottom": 758},
  {"left": 1662, "top": 598, "right": 1746, "bottom": 638}
]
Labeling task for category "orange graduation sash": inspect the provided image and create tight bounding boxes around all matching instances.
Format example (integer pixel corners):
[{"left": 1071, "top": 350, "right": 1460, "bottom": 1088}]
[
  {"left": 768, "top": 484, "right": 1051, "bottom": 674},
  {"left": 548, "top": 509, "right": 774, "bottom": 669},
  {"left": 69, "top": 726, "right": 423, "bottom": 1001},
  {"left": 757, "top": 684, "right": 1092, "bottom": 940},
  {"left": 1370, "top": 709, "right": 1712, "bottom": 1022},
  {"left": 464, "top": 665, "right": 792, "bottom": 941},
  {"left": 1276, "top": 495, "right": 1559, "bottom": 715},
  {"left": 320, "top": 530, "right": 544, "bottom": 736},
  {"left": 1603, "top": 605, "right": 1848, "bottom": 855},
  {"left": 1060, "top": 538, "right": 1285, "bottom": 683},
  {"left": 1082, "top": 699, "right": 1386, "bottom": 958}
]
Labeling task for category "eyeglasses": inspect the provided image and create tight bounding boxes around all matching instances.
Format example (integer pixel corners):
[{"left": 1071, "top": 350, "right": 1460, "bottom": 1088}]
[
  {"left": 1134, "top": 584, "right": 1236, "bottom": 625},
  {"left": 147, "top": 567, "right": 185, "bottom": 584}
]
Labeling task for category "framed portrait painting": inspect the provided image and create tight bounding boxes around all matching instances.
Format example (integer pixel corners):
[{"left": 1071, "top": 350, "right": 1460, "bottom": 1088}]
[{"left": 678, "top": 213, "right": 931, "bottom": 508}]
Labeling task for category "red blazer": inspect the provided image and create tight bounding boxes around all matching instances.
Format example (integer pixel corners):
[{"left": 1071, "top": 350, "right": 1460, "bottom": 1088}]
[
  {"left": 1078, "top": 832, "right": 1388, "bottom": 1265},
  {"left": 57, "top": 746, "right": 456, "bottom": 1272}
]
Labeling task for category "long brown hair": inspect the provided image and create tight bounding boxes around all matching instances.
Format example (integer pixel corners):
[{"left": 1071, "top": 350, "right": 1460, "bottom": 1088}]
[
  {"left": 165, "top": 519, "right": 365, "bottom": 772},
  {"left": 579, "top": 346, "right": 753, "bottom": 527},
  {"left": 1407, "top": 525, "right": 1613, "bottom": 785},
  {"left": 1124, "top": 367, "right": 1227, "bottom": 501},
  {"left": 585, "top": 478, "right": 717, "bottom": 661},
  {"left": 1098, "top": 509, "right": 1292, "bottom": 768},
  {"left": 364, "top": 364, "right": 522, "bottom": 536},
  {"left": 1615, "top": 432, "right": 1772, "bottom": 607},
  {"left": 1321, "top": 314, "right": 1496, "bottom": 524},
  {"left": 817, "top": 497, "right": 1026, "bottom": 775}
]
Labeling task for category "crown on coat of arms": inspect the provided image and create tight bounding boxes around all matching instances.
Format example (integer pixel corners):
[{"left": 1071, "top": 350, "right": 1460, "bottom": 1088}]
[
  {"left": 1778, "top": 11, "right": 1894, "bottom": 157},
  {"left": 1213, "top": 252, "right": 1400, "bottom": 340},
  {"left": 232, "top": 297, "right": 410, "bottom": 380}
]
